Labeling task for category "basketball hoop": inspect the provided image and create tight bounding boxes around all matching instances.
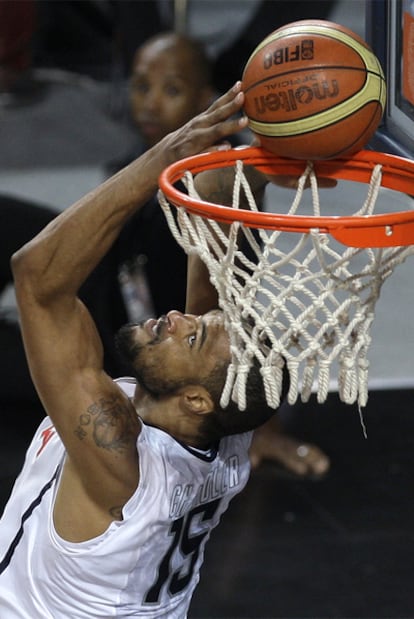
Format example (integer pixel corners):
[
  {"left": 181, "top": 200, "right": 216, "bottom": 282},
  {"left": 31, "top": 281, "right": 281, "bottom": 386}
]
[{"left": 158, "top": 146, "right": 414, "bottom": 410}]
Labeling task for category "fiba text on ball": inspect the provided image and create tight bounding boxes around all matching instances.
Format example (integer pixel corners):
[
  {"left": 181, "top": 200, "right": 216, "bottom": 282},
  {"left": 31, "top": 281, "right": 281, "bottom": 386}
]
[{"left": 263, "top": 40, "right": 314, "bottom": 68}]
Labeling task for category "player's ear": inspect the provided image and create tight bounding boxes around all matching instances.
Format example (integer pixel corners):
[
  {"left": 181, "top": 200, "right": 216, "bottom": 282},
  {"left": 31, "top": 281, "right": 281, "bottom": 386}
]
[{"left": 180, "top": 385, "right": 214, "bottom": 415}]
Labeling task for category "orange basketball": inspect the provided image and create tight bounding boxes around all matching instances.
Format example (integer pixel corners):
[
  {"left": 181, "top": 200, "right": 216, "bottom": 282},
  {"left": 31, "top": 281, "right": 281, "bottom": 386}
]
[{"left": 242, "top": 20, "right": 386, "bottom": 160}]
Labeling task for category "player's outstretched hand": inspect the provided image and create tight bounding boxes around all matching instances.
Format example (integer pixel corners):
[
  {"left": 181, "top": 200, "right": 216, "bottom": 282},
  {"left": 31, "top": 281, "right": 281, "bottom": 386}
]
[{"left": 159, "top": 81, "right": 248, "bottom": 167}]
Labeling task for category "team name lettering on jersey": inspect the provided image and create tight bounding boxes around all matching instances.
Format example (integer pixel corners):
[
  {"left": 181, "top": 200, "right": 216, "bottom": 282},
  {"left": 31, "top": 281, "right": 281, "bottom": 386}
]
[{"left": 169, "top": 455, "right": 240, "bottom": 518}]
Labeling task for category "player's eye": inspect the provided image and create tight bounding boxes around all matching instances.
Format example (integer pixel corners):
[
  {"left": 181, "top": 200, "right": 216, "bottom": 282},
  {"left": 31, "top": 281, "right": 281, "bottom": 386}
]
[
  {"left": 188, "top": 334, "right": 196, "bottom": 348},
  {"left": 165, "top": 84, "right": 181, "bottom": 97},
  {"left": 130, "top": 78, "right": 148, "bottom": 94}
]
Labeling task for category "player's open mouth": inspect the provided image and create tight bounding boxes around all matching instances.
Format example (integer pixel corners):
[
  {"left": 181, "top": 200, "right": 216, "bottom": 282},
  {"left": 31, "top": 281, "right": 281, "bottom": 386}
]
[{"left": 145, "top": 316, "right": 169, "bottom": 339}]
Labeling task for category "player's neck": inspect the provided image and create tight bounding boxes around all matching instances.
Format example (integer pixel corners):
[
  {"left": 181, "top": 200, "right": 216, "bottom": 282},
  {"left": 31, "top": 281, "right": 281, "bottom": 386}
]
[{"left": 134, "top": 390, "right": 211, "bottom": 448}]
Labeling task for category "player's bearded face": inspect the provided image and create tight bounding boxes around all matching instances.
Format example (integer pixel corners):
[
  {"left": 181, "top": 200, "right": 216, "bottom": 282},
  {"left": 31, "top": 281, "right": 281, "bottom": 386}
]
[
  {"left": 115, "top": 324, "right": 183, "bottom": 396},
  {"left": 115, "top": 310, "right": 230, "bottom": 398}
]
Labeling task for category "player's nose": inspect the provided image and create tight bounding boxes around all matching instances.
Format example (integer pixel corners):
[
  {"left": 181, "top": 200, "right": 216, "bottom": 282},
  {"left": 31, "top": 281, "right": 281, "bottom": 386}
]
[
  {"left": 166, "top": 310, "right": 197, "bottom": 333},
  {"left": 144, "top": 88, "right": 162, "bottom": 112}
]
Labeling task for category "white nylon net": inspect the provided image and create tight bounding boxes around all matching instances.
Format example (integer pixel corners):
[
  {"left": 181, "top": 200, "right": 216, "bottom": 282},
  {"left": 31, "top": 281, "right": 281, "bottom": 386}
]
[{"left": 158, "top": 160, "right": 414, "bottom": 410}]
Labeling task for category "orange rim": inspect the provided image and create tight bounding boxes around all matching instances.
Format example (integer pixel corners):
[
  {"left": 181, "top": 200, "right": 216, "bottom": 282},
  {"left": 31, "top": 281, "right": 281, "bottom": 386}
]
[{"left": 158, "top": 147, "right": 414, "bottom": 248}]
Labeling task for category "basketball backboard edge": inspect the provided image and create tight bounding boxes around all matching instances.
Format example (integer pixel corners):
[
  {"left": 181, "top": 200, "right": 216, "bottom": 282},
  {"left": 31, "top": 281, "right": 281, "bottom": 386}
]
[{"left": 365, "top": 0, "right": 414, "bottom": 159}]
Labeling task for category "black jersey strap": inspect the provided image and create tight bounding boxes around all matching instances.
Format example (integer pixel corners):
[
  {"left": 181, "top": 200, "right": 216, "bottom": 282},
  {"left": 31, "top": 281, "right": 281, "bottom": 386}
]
[{"left": 0, "top": 465, "right": 60, "bottom": 574}]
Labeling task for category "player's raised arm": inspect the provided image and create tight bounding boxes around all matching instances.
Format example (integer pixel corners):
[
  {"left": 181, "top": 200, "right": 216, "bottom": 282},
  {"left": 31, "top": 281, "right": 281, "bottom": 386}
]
[
  {"left": 186, "top": 159, "right": 268, "bottom": 315},
  {"left": 10, "top": 83, "right": 247, "bottom": 529}
]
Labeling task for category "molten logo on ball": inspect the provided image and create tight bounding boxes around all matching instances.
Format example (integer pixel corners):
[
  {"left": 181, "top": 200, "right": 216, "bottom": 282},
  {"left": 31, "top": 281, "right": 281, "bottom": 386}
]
[{"left": 253, "top": 79, "right": 339, "bottom": 114}]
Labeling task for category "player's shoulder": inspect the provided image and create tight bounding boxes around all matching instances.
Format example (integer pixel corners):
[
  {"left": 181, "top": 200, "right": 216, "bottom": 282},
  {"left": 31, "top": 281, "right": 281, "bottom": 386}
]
[{"left": 221, "top": 429, "right": 253, "bottom": 453}]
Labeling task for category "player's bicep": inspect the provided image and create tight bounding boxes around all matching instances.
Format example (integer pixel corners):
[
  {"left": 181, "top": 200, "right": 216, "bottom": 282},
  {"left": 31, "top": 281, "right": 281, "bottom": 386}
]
[
  {"left": 18, "top": 295, "right": 104, "bottom": 409},
  {"left": 18, "top": 295, "right": 141, "bottom": 489}
]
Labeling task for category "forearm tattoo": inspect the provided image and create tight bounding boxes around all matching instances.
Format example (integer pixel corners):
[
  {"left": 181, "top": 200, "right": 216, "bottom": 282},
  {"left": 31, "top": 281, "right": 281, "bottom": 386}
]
[{"left": 74, "top": 395, "right": 138, "bottom": 452}]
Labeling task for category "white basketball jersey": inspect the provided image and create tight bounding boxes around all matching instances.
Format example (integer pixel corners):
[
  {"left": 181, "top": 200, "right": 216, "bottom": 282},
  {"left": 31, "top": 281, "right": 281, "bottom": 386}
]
[{"left": 0, "top": 378, "right": 252, "bottom": 617}]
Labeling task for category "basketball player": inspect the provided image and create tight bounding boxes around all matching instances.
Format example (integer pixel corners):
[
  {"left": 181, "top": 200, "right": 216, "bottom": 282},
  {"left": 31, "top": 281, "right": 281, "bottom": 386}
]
[
  {"left": 112, "top": 31, "right": 330, "bottom": 478},
  {"left": 0, "top": 83, "right": 290, "bottom": 618},
  {"left": 0, "top": 31, "right": 329, "bottom": 478}
]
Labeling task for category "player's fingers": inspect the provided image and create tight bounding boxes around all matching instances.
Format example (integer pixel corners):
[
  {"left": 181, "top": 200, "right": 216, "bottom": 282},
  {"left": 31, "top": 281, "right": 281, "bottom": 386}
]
[
  {"left": 193, "top": 82, "right": 247, "bottom": 138},
  {"left": 204, "top": 81, "right": 245, "bottom": 119},
  {"left": 202, "top": 141, "right": 232, "bottom": 154},
  {"left": 160, "top": 83, "right": 247, "bottom": 164}
]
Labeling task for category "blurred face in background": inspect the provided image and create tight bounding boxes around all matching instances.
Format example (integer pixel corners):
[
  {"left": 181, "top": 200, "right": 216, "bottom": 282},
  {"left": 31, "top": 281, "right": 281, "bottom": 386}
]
[{"left": 129, "top": 34, "right": 214, "bottom": 147}]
